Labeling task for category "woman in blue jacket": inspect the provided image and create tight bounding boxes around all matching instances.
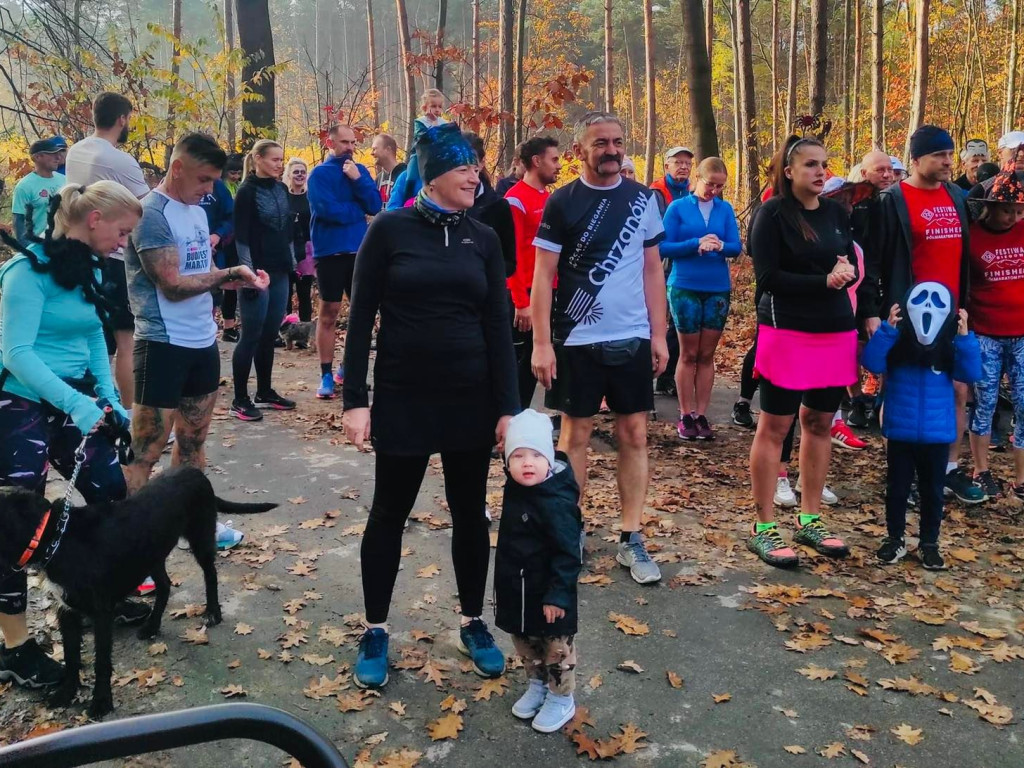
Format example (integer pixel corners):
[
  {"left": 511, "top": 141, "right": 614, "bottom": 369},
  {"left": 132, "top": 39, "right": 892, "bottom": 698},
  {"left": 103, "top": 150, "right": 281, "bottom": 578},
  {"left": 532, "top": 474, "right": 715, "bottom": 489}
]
[
  {"left": 660, "top": 157, "right": 741, "bottom": 441},
  {"left": 862, "top": 281, "right": 982, "bottom": 571}
]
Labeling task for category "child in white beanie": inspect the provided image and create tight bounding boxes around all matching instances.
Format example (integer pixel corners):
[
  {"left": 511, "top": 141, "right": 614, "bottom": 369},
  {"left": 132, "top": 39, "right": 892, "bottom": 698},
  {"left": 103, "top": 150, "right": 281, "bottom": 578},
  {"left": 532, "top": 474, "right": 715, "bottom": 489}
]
[{"left": 494, "top": 408, "right": 583, "bottom": 733}]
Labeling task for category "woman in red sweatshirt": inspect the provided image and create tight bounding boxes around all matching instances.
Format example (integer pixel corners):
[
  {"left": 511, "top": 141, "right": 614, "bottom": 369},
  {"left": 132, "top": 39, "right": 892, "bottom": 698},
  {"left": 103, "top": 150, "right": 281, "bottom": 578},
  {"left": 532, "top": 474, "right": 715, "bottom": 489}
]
[{"left": 967, "top": 166, "right": 1024, "bottom": 499}]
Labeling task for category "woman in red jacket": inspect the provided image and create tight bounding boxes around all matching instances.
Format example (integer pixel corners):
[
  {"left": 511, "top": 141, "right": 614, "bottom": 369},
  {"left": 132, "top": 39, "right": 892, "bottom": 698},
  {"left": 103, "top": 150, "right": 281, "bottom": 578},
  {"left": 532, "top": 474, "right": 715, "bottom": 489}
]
[{"left": 967, "top": 167, "right": 1024, "bottom": 499}]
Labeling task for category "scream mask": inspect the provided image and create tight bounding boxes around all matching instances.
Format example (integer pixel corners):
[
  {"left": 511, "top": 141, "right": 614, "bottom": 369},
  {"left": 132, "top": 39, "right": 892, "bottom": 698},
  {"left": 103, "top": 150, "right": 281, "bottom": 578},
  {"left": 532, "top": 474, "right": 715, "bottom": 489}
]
[{"left": 888, "top": 281, "right": 958, "bottom": 373}]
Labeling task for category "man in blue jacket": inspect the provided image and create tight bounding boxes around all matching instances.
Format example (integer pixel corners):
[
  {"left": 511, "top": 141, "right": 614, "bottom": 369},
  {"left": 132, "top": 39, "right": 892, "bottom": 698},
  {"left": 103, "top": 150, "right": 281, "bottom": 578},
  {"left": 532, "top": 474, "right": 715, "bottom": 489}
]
[{"left": 307, "top": 123, "right": 380, "bottom": 399}]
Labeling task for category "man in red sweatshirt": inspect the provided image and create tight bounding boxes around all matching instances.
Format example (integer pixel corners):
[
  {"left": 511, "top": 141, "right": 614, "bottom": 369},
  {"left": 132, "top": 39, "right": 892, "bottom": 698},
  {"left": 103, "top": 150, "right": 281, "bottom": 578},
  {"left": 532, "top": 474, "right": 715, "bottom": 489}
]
[{"left": 505, "top": 136, "right": 562, "bottom": 409}]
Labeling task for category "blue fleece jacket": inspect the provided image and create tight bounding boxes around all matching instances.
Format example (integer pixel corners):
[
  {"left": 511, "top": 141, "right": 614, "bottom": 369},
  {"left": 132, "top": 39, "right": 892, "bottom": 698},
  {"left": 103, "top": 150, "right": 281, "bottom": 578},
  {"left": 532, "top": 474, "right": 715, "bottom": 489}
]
[
  {"left": 861, "top": 321, "right": 982, "bottom": 444},
  {"left": 307, "top": 155, "right": 380, "bottom": 257},
  {"left": 198, "top": 178, "right": 234, "bottom": 241},
  {"left": 386, "top": 169, "right": 422, "bottom": 210},
  {"left": 660, "top": 194, "right": 742, "bottom": 292}
]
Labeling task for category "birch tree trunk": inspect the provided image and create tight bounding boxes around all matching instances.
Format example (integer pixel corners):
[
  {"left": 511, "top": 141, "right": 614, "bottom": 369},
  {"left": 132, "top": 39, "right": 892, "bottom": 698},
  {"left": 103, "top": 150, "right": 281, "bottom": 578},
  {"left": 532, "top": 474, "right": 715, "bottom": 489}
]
[
  {"left": 1004, "top": 0, "right": 1021, "bottom": 135},
  {"left": 871, "top": 0, "right": 884, "bottom": 148},
  {"left": 604, "top": 0, "right": 614, "bottom": 112},
  {"left": 904, "top": 0, "right": 929, "bottom": 158},
  {"left": 786, "top": 0, "right": 798, "bottom": 132},
  {"left": 737, "top": 0, "right": 759, "bottom": 207},
  {"left": 367, "top": 0, "right": 380, "bottom": 127},
  {"left": 396, "top": 0, "right": 416, "bottom": 149},
  {"left": 643, "top": 0, "right": 656, "bottom": 185},
  {"left": 498, "top": 0, "right": 515, "bottom": 168},
  {"left": 682, "top": 0, "right": 720, "bottom": 157}
]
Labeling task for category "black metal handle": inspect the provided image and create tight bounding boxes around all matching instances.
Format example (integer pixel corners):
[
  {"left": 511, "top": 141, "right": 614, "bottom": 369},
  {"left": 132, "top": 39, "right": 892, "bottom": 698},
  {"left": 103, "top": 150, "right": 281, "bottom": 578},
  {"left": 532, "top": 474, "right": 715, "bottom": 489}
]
[{"left": 0, "top": 703, "right": 348, "bottom": 768}]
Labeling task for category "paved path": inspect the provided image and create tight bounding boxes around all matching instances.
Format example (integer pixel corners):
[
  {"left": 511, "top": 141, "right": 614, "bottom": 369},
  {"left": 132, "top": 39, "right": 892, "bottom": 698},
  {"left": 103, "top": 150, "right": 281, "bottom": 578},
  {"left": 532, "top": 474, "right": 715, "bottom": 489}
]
[{"left": 1, "top": 344, "right": 1022, "bottom": 768}]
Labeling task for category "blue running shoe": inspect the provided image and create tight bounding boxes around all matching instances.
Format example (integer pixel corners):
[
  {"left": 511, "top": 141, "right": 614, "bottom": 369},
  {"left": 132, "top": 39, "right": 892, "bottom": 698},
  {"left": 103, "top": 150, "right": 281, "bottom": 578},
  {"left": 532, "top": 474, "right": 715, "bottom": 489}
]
[
  {"left": 354, "top": 628, "right": 389, "bottom": 689},
  {"left": 316, "top": 372, "right": 336, "bottom": 400},
  {"left": 457, "top": 619, "right": 506, "bottom": 678}
]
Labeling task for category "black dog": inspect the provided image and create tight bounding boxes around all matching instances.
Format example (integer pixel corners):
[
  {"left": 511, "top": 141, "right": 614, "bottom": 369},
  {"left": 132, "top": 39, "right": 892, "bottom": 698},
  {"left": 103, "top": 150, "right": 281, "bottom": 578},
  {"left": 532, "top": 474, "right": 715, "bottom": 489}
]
[{"left": 0, "top": 466, "right": 276, "bottom": 718}]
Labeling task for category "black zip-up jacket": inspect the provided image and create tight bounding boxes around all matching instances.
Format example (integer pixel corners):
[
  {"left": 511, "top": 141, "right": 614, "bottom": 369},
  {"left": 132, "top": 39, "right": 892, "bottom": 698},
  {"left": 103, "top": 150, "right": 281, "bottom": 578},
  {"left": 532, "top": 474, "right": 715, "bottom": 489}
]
[
  {"left": 233, "top": 175, "right": 294, "bottom": 274},
  {"left": 850, "top": 195, "right": 884, "bottom": 323},
  {"left": 494, "top": 455, "right": 582, "bottom": 637},
  {"left": 877, "top": 181, "right": 970, "bottom": 318}
]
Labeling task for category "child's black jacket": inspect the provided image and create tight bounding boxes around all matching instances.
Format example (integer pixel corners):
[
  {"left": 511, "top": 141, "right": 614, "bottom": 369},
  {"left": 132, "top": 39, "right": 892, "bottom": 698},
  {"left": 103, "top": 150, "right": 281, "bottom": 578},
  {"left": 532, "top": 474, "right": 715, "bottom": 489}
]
[{"left": 494, "top": 452, "right": 582, "bottom": 637}]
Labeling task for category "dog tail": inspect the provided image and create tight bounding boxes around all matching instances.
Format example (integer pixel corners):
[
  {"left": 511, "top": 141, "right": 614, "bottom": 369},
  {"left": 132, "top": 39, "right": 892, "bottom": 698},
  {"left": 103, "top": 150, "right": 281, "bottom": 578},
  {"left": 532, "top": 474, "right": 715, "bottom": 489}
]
[{"left": 215, "top": 497, "right": 279, "bottom": 514}]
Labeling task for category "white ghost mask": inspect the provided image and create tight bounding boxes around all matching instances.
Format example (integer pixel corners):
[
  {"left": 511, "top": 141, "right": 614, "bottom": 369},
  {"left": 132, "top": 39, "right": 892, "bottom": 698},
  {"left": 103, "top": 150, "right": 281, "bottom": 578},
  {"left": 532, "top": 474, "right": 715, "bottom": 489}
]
[{"left": 905, "top": 281, "right": 952, "bottom": 346}]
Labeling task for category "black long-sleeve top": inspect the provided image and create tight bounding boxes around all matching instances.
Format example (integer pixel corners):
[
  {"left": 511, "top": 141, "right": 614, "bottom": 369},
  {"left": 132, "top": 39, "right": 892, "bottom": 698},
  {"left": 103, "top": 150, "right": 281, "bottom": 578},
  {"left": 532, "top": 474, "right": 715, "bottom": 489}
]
[
  {"left": 233, "top": 175, "right": 294, "bottom": 273},
  {"left": 342, "top": 207, "right": 518, "bottom": 418},
  {"left": 751, "top": 196, "right": 858, "bottom": 333},
  {"left": 288, "top": 190, "right": 311, "bottom": 263}
]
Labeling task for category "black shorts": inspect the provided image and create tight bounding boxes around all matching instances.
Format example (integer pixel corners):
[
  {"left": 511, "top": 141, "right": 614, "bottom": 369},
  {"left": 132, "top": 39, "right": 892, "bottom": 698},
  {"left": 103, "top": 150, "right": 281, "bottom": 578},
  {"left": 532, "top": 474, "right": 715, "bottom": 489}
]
[
  {"left": 133, "top": 340, "right": 220, "bottom": 409},
  {"left": 544, "top": 338, "right": 654, "bottom": 417},
  {"left": 758, "top": 378, "right": 845, "bottom": 417},
  {"left": 314, "top": 253, "right": 356, "bottom": 303},
  {"left": 102, "top": 258, "right": 135, "bottom": 332}
]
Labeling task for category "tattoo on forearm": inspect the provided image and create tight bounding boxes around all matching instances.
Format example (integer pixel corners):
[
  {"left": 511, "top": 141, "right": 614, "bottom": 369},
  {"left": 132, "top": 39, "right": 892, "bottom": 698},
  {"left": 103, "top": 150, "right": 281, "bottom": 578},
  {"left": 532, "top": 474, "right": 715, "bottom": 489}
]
[{"left": 139, "top": 246, "right": 226, "bottom": 301}]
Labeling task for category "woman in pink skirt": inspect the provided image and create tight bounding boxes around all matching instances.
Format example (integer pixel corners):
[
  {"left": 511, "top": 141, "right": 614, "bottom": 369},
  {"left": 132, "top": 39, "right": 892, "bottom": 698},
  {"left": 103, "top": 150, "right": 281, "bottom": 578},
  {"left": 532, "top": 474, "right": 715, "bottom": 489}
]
[{"left": 747, "top": 136, "right": 859, "bottom": 567}]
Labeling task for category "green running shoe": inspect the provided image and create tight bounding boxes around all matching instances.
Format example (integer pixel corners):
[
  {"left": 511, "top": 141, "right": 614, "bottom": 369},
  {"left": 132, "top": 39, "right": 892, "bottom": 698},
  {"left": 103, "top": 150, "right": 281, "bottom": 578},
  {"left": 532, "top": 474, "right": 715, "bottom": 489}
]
[
  {"left": 747, "top": 522, "right": 799, "bottom": 568},
  {"left": 792, "top": 514, "right": 849, "bottom": 558}
]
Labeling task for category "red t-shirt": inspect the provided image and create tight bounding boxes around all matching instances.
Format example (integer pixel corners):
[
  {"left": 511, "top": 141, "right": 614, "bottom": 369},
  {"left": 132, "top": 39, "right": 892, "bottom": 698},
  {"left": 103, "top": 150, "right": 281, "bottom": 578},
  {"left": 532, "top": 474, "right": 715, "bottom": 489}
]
[
  {"left": 901, "top": 181, "right": 963, "bottom": 299},
  {"left": 505, "top": 180, "right": 550, "bottom": 309},
  {"left": 968, "top": 220, "right": 1024, "bottom": 337}
]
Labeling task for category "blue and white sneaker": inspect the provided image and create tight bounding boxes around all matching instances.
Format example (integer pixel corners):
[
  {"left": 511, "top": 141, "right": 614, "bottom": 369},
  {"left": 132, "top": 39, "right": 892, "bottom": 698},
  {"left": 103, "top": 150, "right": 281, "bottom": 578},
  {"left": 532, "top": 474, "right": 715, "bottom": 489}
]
[
  {"left": 316, "top": 372, "right": 336, "bottom": 400},
  {"left": 457, "top": 618, "right": 506, "bottom": 678},
  {"left": 215, "top": 520, "right": 244, "bottom": 550},
  {"left": 531, "top": 692, "right": 576, "bottom": 733},
  {"left": 512, "top": 679, "right": 547, "bottom": 719},
  {"left": 354, "top": 628, "right": 390, "bottom": 689}
]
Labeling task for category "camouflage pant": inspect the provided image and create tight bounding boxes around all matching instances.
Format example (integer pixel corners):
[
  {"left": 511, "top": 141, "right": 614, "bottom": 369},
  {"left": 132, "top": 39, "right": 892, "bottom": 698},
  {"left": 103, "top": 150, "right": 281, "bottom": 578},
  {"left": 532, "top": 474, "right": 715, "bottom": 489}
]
[{"left": 512, "top": 634, "right": 577, "bottom": 695}]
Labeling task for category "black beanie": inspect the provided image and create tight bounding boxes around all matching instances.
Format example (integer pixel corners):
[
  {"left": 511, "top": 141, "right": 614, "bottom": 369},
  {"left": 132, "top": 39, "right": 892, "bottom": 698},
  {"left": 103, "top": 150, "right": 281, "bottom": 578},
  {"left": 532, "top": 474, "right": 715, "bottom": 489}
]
[{"left": 909, "top": 125, "right": 955, "bottom": 160}]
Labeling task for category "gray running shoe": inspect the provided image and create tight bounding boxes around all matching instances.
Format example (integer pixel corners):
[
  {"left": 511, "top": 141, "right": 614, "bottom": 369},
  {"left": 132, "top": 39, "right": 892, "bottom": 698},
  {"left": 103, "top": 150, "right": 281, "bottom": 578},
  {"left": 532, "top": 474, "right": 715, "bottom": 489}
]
[{"left": 616, "top": 532, "right": 662, "bottom": 584}]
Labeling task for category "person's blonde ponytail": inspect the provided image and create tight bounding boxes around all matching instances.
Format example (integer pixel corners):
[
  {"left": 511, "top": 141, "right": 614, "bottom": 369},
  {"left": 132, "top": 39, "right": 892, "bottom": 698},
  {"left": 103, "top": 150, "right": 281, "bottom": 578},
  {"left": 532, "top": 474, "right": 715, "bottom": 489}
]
[
  {"left": 51, "top": 181, "right": 142, "bottom": 239},
  {"left": 243, "top": 139, "right": 283, "bottom": 178}
]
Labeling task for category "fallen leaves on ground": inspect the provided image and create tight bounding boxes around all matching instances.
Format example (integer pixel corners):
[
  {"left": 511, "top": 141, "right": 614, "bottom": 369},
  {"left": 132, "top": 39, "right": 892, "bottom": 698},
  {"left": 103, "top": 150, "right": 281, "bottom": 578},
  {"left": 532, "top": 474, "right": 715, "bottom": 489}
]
[
  {"left": 890, "top": 723, "right": 923, "bottom": 745},
  {"left": 712, "top": 693, "right": 732, "bottom": 703},
  {"left": 473, "top": 677, "right": 509, "bottom": 701},
  {"left": 666, "top": 670, "right": 684, "bottom": 689},
  {"left": 233, "top": 623, "right": 253, "bottom": 636},
  {"left": 798, "top": 664, "right": 836, "bottom": 681},
  {"left": 608, "top": 611, "right": 649, "bottom": 636},
  {"left": 818, "top": 742, "right": 846, "bottom": 758},
  {"left": 219, "top": 684, "right": 247, "bottom": 698},
  {"left": 416, "top": 564, "right": 440, "bottom": 578},
  {"left": 426, "top": 713, "right": 463, "bottom": 741},
  {"left": 616, "top": 660, "right": 644, "bottom": 674}
]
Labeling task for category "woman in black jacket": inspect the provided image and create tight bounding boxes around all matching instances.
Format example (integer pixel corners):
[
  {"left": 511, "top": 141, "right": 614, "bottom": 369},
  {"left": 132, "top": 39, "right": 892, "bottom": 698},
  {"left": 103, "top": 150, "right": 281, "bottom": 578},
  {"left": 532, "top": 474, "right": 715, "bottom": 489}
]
[
  {"left": 342, "top": 123, "right": 518, "bottom": 690},
  {"left": 230, "top": 140, "right": 295, "bottom": 421},
  {"left": 284, "top": 158, "right": 313, "bottom": 322}
]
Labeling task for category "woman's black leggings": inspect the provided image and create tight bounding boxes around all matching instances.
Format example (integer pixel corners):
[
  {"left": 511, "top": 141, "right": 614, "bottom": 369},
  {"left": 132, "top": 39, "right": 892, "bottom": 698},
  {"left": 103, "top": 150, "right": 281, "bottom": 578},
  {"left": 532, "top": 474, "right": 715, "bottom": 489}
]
[
  {"left": 288, "top": 273, "right": 314, "bottom": 322},
  {"left": 740, "top": 340, "right": 795, "bottom": 463},
  {"left": 361, "top": 447, "right": 492, "bottom": 624},
  {"left": 233, "top": 271, "right": 289, "bottom": 401}
]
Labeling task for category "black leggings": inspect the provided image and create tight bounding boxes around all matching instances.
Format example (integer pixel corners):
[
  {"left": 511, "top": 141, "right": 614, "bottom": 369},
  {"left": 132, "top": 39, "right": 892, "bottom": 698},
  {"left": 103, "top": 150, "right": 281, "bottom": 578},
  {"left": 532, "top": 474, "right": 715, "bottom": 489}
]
[
  {"left": 361, "top": 447, "right": 492, "bottom": 624},
  {"left": 288, "top": 273, "right": 314, "bottom": 322},
  {"left": 740, "top": 340, "right": 795, "bottom": 463},
  {"left": 886, "top": 440, "right": 946, "bottom": 545},
  {"left": 233, "top": 272, "right": 289, "bottom": 401}
]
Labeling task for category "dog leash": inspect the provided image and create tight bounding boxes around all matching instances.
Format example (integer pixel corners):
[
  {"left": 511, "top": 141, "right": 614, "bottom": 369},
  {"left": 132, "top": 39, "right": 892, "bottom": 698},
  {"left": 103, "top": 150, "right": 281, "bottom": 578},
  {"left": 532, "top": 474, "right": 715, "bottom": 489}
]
[{"left": 35, "top": 435, "right": 87, "bottom": 569}]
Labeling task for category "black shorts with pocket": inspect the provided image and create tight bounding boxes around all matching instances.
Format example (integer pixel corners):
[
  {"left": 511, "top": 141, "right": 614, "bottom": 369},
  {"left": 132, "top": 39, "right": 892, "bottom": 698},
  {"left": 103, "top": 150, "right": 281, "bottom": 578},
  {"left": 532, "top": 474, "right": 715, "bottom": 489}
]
[
  {"left": 544, "top": 338, "right": 654, "bottom": 418},
  {"left": 758, "top": 378, "right": 846, "bottom": 417},
  {"left": 133, "top": 340, "right": 220, "bottom": 409},
  {"left": 101, "top": 258, "right": 135, "bottom": 332},
  {"left": 314, "top": 252, "right": 356, "bottom": 303}
]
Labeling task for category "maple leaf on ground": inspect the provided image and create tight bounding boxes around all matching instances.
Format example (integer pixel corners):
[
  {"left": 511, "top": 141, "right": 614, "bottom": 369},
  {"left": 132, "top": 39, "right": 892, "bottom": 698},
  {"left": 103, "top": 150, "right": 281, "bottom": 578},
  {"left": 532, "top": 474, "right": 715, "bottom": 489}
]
[
  {"left": 859, "top": 627, "right": 899, "bottom": 644},
  {"left": 287, "top": 496, "right": 308, "bottom": 505},
  {"left": 220, "top": 684, "right": 247, "bottom": 698},
  {"left": 701, "top": 750, "right": 744, "bottom": 768},
  {"left": 818, "top": 742, "right": 846, "bottom": 758},
  {"left": 416, "top": 564, "right": 441, "bottom": 578},
  {"left": 962, "top": 698, "right": 1014, "bottom": 725},
  {"left": 588, "top": 674, "right": 603, "bottom": 690},
  {"left": 784, "top": 632, "right": 833, "bottom": 653},
  {"left": 261, "top": 524, "right": 290, "bottom": 537},
  {"left": 959, "top": 621, "right": 1007, "bottom": 640},
  {"left": 377, "top": 749, "right": 423, "bottom": 768},
  {"left": 298, "top": 517, "right": 324, "bottom": 530},
  {"left": 300, "top": 653, "right": 335, "bottom": 666},
  {"left": 712, "top": 693, "right": 732, "bottom": 703},
  {"left": 473, "top": 676, "right": 509, "bottom": 701},
  {"left": 579, "top": 573, "right": 613, "bottom": 586},
  {"left": 427, "top": 713, "right": 463, "bottom": 741},
  {"left": 287, "top": 561, "right": 317, "bottom": 577},
  {"left": 608, "top": 612, "right": 650, "bottom": 636},
  {"left": 666, "top": 670, "right": 684, "bottom": 689},
  {"left": 303, "top": 674, "right": 347, "bottom": 700},
  {"left": 614, "top": 723, "right": 648, "bottom": 754},
  {"left": 181, "top": 626, "right": 209, "bottom": 645},
  {"left": 279, "top": 630, "right": 309, "bottom": 649},
  {"left": 562, "top": 705, "right": 596, "bottom": 737},
  {"left": 337, "top": 691, "right": 372, "bottom": 712},
  {"left": 946, "top": 547, "right": 978, "bottom": 562},
  {"left": 419, "top": 660, "right": 450, "bottom": 688},
  {"left": 257, "top": 648, "right": 273, "bottom": 660},
  {"left": 880, "top": 643, "right": 921, "bottom": 665},
  {"left": 783, "top": 745, "right": 806, "bottom": 754},
  {"left": 226, "top": 659, "right": 241, "bottom": 670},
  {"left": 234, "top": 623, "right": 254, "bottom": 636},
  {"left": 148, "top": 642, "right": 168, "bottom": 656},
  {"left": 570, "top": 731, "right": 601, "bottom": 760},
  {"left": 798, "top": 664, "right": 836, "bottom": 681},
  {"left": 617, "top": 660, "right": 644, "bottom": 674},
  {"left": 949, "top": 651, "right": 980, "bottom": 674},
  {"left": 891, "top": 724, "right": 923, "bottom": 745},
  {"left": 389, "top": 701, "right": 407, "bottom": 717}
]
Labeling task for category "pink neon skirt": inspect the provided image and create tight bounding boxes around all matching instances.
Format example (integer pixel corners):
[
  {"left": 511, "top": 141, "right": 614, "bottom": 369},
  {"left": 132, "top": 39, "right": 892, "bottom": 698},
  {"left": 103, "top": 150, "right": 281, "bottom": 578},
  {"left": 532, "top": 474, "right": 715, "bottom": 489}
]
[{"left": 754, "top": 326, "right": 858, "bottom": 390}]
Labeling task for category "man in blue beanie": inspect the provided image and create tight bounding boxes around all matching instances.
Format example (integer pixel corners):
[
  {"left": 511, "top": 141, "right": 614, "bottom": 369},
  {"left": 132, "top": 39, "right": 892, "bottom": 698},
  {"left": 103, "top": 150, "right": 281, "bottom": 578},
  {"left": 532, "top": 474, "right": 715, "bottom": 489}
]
[{"left": 877, "top": 125, "right": 983, "bottom": 505}]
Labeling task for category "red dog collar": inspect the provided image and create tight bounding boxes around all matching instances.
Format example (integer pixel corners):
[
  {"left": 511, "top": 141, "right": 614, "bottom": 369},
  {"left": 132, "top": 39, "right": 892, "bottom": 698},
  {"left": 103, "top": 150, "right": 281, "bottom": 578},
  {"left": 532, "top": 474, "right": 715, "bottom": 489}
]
[{"left": 16, "top": 508, "right": 52, "bottom": 568}]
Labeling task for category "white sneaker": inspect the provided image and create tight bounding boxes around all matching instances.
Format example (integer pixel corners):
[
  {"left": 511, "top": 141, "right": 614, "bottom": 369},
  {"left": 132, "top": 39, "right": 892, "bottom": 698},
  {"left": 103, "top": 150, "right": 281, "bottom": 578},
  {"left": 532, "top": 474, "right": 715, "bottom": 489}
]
[
  {"left": 795, "top": 477, "right": 838, "bottom": 506},
  {"left": 774, "top": 476, "right": 797, "bottom": 507},
  {"left": 531, "top": 692, "right": 575, "bottom": 733},
  {"left": 512, "top": 679, "right": 547, "bottom": 719},
  {"left": 216, "top": 520, "right": 244, "bottom": 550}
]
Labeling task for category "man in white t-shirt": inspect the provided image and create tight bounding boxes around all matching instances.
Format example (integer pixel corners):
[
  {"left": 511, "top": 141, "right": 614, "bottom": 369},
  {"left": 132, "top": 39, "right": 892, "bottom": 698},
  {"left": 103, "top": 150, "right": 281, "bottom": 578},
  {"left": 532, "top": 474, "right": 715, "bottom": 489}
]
[
  {"left": 124, "top": 134, "right": 267, "bottom": 494},
  {"left": 65, "top": 92, "right": 150, "bottom": 407}
]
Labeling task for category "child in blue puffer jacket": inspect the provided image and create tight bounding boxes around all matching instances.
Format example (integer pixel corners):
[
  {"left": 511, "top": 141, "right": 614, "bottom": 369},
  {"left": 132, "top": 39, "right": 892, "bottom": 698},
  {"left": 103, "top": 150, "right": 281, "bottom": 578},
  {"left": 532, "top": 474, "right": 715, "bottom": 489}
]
[{"left": 862, "top": 281, "right": 981, "bottom": 571}]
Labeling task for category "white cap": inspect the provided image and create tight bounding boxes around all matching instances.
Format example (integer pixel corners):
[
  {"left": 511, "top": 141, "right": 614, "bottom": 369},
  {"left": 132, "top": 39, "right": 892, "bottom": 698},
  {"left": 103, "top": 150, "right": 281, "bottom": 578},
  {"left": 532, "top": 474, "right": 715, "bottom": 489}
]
[
  {"left": 822, "top": 176, "right": 846, "bottom": 194},
  {"left": 998, "top": 130, "right": 1024, "bottom": 150},
  {"left": 621, "top": 156, "right": 636, "bottom": 171},
  {"left": 889, "top": 156, "right": 906, "bottom": 172},
  {"left": 504, "top": 409, "right": 555, "bottom": 468},
  {"left": 665, "top": 146, "right": 694, "bottom": 159}
]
